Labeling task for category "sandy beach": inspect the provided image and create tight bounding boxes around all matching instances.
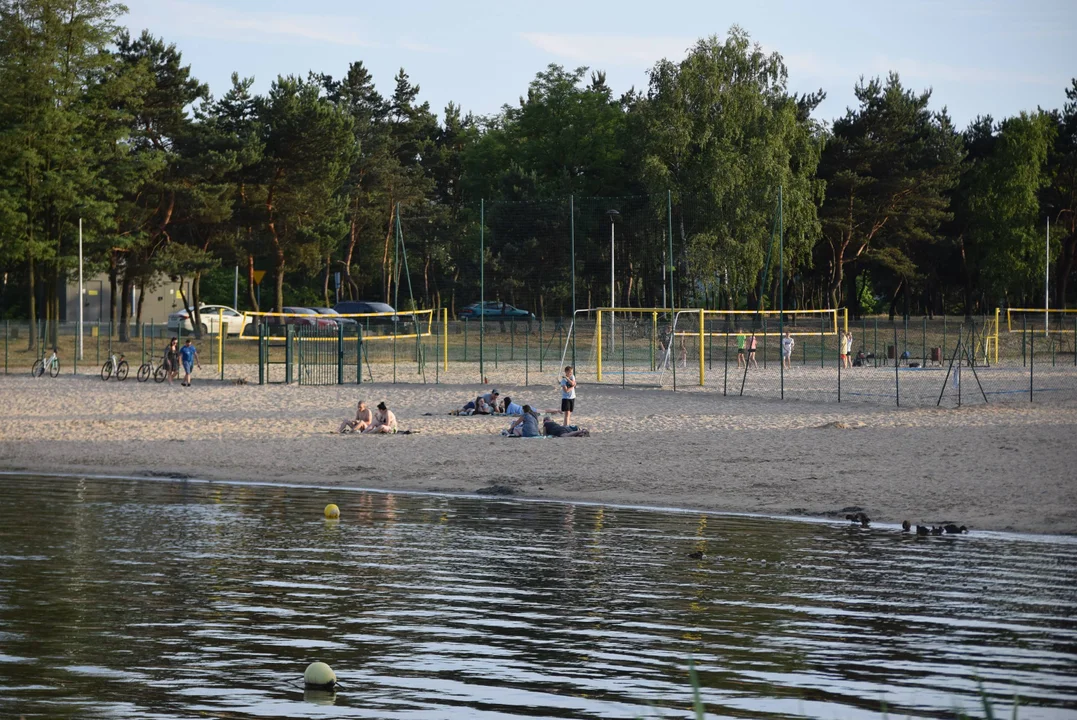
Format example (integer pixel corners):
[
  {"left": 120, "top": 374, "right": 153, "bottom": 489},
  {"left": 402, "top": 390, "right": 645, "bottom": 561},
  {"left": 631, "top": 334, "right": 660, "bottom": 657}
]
[{"left": 1, "top": 370, "right": 1075, "bottom": 535}]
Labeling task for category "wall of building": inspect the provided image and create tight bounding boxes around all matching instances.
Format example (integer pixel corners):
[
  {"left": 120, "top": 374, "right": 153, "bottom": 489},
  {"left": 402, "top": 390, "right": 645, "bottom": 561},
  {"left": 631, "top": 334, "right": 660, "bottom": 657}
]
[{"left": 64, "top": 274, "right": 191, "bottom": 325}]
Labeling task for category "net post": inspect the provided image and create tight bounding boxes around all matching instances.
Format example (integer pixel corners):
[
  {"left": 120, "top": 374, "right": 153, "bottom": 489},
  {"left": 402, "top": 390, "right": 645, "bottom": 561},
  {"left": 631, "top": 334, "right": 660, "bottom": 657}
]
[
  {"left": 1029, "top": 332, "right": 1034, "bottom": 402},
  {"left": 338, "top": 323, "right": 344, "bottom": 385},
  {"left": 285, "top": 324, "right": 293, "bottom": 384},
  {"left": 651, "top": 311, "right": 657, "bottom": 371},
  {"left": 922, "top": 316, "right": 927, "bottom": 366},
  {"left": 622, "top": 320, "right": 626, "bottom": 389},
  {"left": 217, "top": 309, "right": 224, "bottom": 378},
  {"left": 596, "top": 310, "right": 603, "bottom": 382},
  {"left": 894, "top": 324, "right": 900, "bottom": 407},
  {"left": 843, "top": 307, "right": 848, "bottom": 334},
  {"left": 525, "top": 323, "right": 529, "bottom": 386},
  {"left": 698, "top": 308, "right": 704, "bottom": 386},
  {"left": 1022, "top": 315, "right": 1027, "bottom": 366},
  {"left": 723, "top": 329, "right": 729, "bottom": 396},
  {"left": 819, "top": 313, "right": 824, "bottom": 368},
  {"left": 442, "top": 308, "right": 448, "bottom": 372}
]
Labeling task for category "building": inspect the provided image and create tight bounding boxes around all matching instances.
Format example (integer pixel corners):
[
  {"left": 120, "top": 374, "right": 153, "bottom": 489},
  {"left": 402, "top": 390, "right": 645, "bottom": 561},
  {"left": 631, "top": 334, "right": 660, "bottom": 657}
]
[{"left": 62, "top": 273, "right": 191, "bottom": 325}]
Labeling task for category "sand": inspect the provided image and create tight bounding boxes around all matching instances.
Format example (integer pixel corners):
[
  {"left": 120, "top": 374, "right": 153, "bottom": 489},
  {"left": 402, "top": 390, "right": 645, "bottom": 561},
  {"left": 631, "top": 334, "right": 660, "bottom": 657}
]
[{"left": 1, "top": 370, "right": 1075, "bottom": 535}]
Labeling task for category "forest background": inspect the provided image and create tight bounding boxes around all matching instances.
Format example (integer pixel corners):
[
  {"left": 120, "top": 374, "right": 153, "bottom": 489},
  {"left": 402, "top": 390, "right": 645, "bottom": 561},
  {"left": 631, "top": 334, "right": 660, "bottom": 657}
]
[{"left": 1, "top": 0, "right": 1075, "bottom": 345}]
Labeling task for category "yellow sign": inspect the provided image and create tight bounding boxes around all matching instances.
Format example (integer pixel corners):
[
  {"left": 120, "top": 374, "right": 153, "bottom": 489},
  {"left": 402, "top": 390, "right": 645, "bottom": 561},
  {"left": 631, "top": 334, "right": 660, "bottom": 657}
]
[{"left": 252, "top": 270, "right": 266, "bottom": 285}]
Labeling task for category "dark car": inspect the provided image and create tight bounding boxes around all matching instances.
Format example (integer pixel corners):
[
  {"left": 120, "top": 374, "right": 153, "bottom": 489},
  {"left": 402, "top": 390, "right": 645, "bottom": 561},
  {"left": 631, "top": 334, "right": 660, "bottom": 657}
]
[
  {"left": 334, "top": 301, "right": 401, "bottom": 334},
  {"left": 310, "top": 307, "right": 358, "bottom": 331},
  {"left": 459, "top": 301, "right": 534, "bottom": 321}
]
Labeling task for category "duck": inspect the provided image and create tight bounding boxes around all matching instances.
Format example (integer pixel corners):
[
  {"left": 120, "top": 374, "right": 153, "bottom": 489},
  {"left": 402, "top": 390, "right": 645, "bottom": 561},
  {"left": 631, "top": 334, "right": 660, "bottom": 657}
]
[
  {"left": 901, "top": 520, "right": 911, "bottom": 532},
  {"left": 845, "top": 512, "right": 871, "bottom": 528},
  {"left": 930, "top": 526, "right": 945, "bottom": 536},
  {"left": 916, "top": 524, "right": 930, "bottom": 536},
  {"left": 687, "top": 551, "right": 705, "bottom": 560},
  {"left": 943, "top": 524, "right": 968, "bottom": 534}
]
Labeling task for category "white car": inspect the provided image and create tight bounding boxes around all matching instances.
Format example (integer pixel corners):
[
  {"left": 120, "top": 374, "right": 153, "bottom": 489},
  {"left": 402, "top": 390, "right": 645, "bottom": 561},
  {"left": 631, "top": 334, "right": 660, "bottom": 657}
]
[{"left": 167, "top": 305, "right": 247, "bottom": 336}]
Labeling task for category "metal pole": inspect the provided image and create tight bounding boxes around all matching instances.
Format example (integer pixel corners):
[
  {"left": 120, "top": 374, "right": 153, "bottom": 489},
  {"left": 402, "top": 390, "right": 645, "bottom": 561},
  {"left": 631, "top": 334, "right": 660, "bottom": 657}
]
[
  {"left": 723, "top": 330, "right": 729, "bottom": 396},
  {"left": 480, "top": 198, "right": 485, "bottom": 383},
  {"left": 610, "top": 219, "right": 615, "bottom": 353},
  {"left": 779, "top": 185, "right": 784, "bottom": 399},
  {"left": 667, "top": 189, "right": 674, "bottom": 316},
  {"left": 1030, "top": 332, "right": 1034, "bottom": 402},
  {"left": 570, "top": 194, "right": 575, "bottom": 329},
  {"left": 525, "top": 324, "right": 529, "bottom": 386},
  {"left": 78, "top": 217, "right": 84, "bottom": 361},
  {"left": 1045, "top": 217, "right": 1050, "bottom": 334},
  {"left": 233, "top": 265, "right": 239, "bottom": 310},
  {"left": 894, "top": 325, "right": 900, "bottom": 407}
]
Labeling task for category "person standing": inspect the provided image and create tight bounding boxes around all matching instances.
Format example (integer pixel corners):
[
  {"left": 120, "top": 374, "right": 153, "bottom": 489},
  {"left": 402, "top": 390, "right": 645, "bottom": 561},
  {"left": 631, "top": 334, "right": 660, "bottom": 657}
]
[
  {"left": 164, "top": 337, "right": 180, "bottom": 385},
  {"left": 736, "top": 330, "right": 746, "bottom": 368},
  {"left": 845, "top": 331, "right": 854, "bottom": 368},
  {"left": 747, "top": 334, "right": 758, "bottom": 369},
  {"left": 839, "top": 331, "right": 848, "bottom": 368},
  {"left": 179, "top": 338, "right": 201, "bottom": 387},
  {"left": 781, "top": 331, "right": 794, "bottom": 369},
  {"left": 559, "top": 366, "right": 577, "bottom": 427}
]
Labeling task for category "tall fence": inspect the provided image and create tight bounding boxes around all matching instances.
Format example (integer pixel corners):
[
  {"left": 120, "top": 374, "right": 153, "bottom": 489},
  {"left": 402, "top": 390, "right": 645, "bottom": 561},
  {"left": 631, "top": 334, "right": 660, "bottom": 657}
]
[{"left": 4, "top": 314, "right": 1077, "bottom": 408}]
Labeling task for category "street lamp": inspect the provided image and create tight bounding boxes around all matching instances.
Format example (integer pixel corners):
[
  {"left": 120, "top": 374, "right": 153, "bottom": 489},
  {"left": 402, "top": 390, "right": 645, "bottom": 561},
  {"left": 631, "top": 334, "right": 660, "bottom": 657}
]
[{"left": 607, "top": 209, "right": 620, "bottom": 352}]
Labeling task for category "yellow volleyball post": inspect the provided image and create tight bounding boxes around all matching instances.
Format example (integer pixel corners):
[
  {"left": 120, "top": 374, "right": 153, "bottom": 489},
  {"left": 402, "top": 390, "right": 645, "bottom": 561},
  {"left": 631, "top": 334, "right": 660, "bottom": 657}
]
[
  {"left": 596, "top": 309, "right": 603, "bottom": 382},
  {"left": 994, "top": 307, "right": 1000, "bottom": 364},
  {"left": 217, "top": 309, "right": 224, "bottom": 376},
  {"left": 442, "top": 307, "right": 448, "bottom": 371},
  {"left": 843, "top": 307, "right": 849, "bottom": 333},
  {"left": 652, "top": 311, "right": 658, "bottom": 369},
  {"left": 698, "top": 308, "right": 705, "bottom": 386}
]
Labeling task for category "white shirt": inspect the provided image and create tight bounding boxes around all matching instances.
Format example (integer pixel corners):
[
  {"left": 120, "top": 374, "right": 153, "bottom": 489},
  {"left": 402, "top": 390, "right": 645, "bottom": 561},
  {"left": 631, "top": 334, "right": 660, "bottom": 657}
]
[
  {"left": 781, "top": 337, "right": 794, "bottom": 355},
  {"left": 560, "top": 376, "right": 576, "bottom": 400}
]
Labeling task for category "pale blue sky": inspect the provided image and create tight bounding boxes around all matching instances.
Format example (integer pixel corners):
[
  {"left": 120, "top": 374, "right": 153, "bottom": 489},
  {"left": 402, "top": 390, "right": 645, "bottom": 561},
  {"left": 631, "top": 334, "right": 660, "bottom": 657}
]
[{"left": 123, "top": 0, "right": 1075, "bottom": 128}]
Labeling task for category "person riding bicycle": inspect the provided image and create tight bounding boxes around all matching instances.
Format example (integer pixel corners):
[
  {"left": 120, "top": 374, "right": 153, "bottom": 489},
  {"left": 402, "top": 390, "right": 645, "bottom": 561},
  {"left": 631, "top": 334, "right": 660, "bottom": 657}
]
[{"left": 164, "top": 337, "right": 180, "bottom": 385}]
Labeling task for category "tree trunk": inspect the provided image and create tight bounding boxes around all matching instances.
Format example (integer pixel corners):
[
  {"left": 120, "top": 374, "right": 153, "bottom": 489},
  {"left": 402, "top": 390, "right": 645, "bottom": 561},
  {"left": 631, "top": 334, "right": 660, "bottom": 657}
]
[
  {"left": 887, "top": 277, "right": 905, "bottom": 321},
  {"left": 108, "top": 252, "right": 118, "bottom": 335},
  {"left": 382, "top": 202, "right": 395, "bottom": 304},
  {"left": 274, "top": 257, "right": 285, "bottom": 314},
  {"left": 119, "top": 270, "right": 134, "bottom": 342},
  {"left": 27, "top": 257, "right": 37, "bottom": 350},
  {"left": 247, "top": 254, "right": 259, "bottom": 312},
  {"left": 134, "top": 277, "right": 146, "bottom": 337}
]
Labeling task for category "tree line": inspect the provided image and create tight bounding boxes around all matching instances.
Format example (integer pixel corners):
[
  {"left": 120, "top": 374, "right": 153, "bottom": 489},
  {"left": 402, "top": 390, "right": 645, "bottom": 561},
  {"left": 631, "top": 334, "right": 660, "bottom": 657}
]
[{"left": 1, "top": 0, "right": 1074, "bottom": 346}]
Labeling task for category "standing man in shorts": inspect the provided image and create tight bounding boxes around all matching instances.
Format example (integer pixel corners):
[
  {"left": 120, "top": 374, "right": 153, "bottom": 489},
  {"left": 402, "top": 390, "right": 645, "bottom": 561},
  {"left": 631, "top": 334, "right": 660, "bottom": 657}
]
[
  {"left": 736, "top": 329, "right": 746, "bottom": 368},
  {"left": 559, "top": 365, "right": 576, "bottom": 427},
  {"left": 179, "top": 338, "right": 201, "bottom": 387}
]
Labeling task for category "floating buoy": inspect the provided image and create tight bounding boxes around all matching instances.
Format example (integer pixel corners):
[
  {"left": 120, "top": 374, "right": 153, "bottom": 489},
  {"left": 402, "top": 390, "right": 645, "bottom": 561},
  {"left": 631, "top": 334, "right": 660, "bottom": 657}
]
[
  {"left": 324, "top": 504, "right": 340, "bottom": 519},
  {"left": 304, "top": 661, "right": 337, "bottom": 691}
]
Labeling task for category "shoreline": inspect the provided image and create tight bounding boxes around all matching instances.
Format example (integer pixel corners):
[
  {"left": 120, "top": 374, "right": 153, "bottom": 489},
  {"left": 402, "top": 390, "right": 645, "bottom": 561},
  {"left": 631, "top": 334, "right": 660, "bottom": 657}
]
[
  {"left": 2, "top": 375, "right": 1075, "bottom": 535},
  {"left": 5, "top": 468, "right": 1076, "bottom": 543}
]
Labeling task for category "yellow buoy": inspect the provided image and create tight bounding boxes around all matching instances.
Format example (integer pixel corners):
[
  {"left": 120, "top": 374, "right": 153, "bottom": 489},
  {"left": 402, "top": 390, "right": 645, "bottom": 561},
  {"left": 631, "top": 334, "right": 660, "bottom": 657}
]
[
  {"left": 304, "top": 661, "right": 337, "bottom": 691},
  {"left": 324, "top": 504, "right": 340, "bottom": 519}
]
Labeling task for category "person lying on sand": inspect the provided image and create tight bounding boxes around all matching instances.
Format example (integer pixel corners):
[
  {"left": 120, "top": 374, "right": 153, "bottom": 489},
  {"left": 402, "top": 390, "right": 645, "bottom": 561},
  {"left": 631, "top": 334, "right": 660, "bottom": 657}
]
[
  {"left": 542, "top": 416, "right": 590, "bottom": 437},
  {"left": 363, "top": 402, "right": 398, "bottom": 434},
  {"left": 339, "top": 400, "right": 373, "bottom": 434},
  {"left": 500, "top": 396, "right": 524, "bottom": 415},
  {"left": 506, "top": 405, "right": 541, "bottom": 437}
]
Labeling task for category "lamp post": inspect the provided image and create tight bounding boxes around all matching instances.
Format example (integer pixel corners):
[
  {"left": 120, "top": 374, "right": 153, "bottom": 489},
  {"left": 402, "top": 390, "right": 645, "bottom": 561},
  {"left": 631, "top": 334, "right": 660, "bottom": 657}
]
[
  {"left": 607, "top": 209, "right": 619, "bottom": 352},
  {"left": 78, "top": 217, "right": 84, "bottom": 361}
]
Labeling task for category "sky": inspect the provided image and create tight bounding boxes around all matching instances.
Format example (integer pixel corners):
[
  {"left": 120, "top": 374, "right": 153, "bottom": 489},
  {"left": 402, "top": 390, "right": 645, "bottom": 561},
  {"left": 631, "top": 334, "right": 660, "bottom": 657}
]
[{"left": 122, "top": 0, "right": 1076, "bottom": 129}]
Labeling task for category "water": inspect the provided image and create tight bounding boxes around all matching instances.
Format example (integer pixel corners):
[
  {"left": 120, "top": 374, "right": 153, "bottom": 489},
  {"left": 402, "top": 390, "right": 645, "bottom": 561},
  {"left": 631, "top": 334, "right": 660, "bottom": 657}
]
[{"left": 1, "top": 475, "right": 1075, "bottom": 720}]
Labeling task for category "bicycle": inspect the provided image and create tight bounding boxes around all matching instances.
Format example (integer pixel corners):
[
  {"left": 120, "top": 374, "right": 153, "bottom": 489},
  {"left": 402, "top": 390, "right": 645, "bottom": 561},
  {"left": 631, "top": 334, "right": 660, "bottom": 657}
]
[
  {"left": 31, "top": 349, "right": 61, "bottom": 378},
  {"left": 101, "top": 351, "right": 129, "bottom": 381},
  {"left": 137, "top": 359, "right": 168, "bottom": 383}
]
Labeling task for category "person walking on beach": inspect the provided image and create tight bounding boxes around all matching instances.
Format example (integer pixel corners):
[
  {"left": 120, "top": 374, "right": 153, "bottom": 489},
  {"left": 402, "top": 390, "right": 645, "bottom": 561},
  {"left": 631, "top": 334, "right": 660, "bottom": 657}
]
[
  {"left": 747, "top": 334, "right": 758, "bottom": 369},
  {"left": 845, "top": 331, "right": 854, "bottom": 368},
  {"left": 736, "top": 330, "right": 746, "bottom": 368},
  {"left": 179, "top": 338, "right": 201, "bottom": 387},
  {"left": 781, "top": 331, "right": 794, "bottom": 369},
  {"left": 560, "top": 365, "right": 577, "bottom": 427},
  {"left": 164, "top": 337, "right": 180, "bottom": 385}
]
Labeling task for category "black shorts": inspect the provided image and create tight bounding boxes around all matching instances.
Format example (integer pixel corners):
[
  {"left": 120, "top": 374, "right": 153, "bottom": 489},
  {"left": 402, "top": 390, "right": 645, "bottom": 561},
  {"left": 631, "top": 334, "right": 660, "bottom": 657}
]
[
  {"left": 561, "top": 398, "right": 575, "bottom": 412},
  {"left": 737, "top": 348, "right": 744, "bottom": 354}
]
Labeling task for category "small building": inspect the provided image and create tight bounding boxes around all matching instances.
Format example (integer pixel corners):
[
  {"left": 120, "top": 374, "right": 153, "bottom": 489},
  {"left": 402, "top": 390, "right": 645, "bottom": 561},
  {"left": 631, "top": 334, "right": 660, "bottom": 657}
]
[{"left": 62, "top": 273, "right": 192, "bottom": 325}]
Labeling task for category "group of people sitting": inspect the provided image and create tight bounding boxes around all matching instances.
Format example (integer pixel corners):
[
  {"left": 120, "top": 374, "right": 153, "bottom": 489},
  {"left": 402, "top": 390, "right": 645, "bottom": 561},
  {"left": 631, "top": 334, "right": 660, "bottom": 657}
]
[
  {"left": 338, "top": 400, "right": 399, "bottom": 434},
  {"left": 504, "top": 407, "right": 589, "bottom": 438},
  {"left": 452, "top": 389, "right": 533, "bottom": 416}
]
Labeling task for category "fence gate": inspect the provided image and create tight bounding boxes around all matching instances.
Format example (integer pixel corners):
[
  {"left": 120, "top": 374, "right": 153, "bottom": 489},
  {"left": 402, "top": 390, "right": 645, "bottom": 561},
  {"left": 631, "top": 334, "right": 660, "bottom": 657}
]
[{"left": 296, "top": 326, "right": 363, "bottom": 385}]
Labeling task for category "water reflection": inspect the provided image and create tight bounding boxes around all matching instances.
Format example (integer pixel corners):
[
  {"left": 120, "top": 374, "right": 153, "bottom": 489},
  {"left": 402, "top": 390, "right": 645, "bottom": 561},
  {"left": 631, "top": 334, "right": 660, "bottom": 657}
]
[{"left": 0, "top": 474, "right": 1075, "bottom": 719}]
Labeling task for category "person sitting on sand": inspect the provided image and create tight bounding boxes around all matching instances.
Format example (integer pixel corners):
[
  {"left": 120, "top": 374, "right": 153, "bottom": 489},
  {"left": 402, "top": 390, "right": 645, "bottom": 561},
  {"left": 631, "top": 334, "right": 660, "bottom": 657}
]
[
  {"left": 339, "top": 400, "right": 373, "bottom": 434},
  {"left": 542, "top": 416, "right": 590, "bottom": 437},
  {"left": 364, "top": 401, "right": 398, "bottom": 434},
  {"left": 507, "top": 405, "right": 541, "bottom": 437}
]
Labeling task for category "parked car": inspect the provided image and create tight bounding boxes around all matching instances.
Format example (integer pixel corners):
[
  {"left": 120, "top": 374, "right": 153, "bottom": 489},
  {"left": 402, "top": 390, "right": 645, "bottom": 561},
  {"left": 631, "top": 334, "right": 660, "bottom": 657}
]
[
  {"left": 310, "top": 307, "right": 358, "bottom": 332},
  {"left": 167, "top": 305, "right": 248, "bottom": 335},
  {"left": 333, "top": 301, "right": 404, "bottom": 334},
  {"left": 459, "top": 301, "right": 534, "bottom": 321},
  {"left": 261, "top": 307, "right": 337, "bottom": 333}
]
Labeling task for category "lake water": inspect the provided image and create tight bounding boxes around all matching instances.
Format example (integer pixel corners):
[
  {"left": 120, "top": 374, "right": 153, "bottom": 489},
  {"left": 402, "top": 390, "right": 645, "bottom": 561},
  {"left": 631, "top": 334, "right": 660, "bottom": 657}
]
[{"left": 1, "top": 474, "right": 1075, "bottom": 719}]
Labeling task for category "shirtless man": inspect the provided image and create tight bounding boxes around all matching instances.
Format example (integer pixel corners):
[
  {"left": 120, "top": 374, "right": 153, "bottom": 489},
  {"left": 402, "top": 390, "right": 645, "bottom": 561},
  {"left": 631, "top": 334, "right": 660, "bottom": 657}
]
[
  {"left": 339, "top": 400, "right": 373, "bottom": 434},
  {"left": 364, "top": 401, "right": 398, "bottom": 434}
]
